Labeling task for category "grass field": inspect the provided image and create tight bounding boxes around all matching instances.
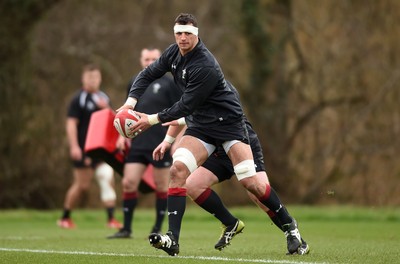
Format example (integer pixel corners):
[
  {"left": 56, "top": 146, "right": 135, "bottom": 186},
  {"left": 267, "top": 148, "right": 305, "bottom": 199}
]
[{"left": 0, "top": 205, "right": 399, "bottom": 264}]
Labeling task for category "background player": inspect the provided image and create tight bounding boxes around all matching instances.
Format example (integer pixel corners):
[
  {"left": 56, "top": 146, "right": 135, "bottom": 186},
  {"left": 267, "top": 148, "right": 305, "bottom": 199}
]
[
  {"left": 107, "top": 48, "right": 181, "bottom": 238},
  {"left": 58, "top": 64, "right": 122, "bottom": 229}
]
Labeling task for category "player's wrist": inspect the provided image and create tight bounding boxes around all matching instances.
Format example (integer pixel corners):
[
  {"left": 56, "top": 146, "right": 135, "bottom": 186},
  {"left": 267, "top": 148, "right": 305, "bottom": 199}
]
[
  {"left": 148, "top": 114, "right": 160, "bottom": 125},
  {"left": 164, "top": 134, "right": 175, "bottom": 144},
  {"left": 125, "top": 97, "right": 137, "bottom": 109},
  {"left": 177, "top": 117, "right": 186, "bottom": 126}
]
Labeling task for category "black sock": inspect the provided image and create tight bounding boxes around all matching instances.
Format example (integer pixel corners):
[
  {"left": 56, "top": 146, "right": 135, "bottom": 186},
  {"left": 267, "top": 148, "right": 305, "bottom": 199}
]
[
  {"left": 259, "top": 185, "right": 292, "bottom": 225},
  {"left": 195, "top": 188, "right": 237, "bottom": 226},
  {"left": 267, "top": 210, "right": 284, "bottom": 231},
  {"left": 62, "top": 209, "right": 70, "bottom": 219},
  {"left": 154, "top": 191, "right": 167, "bottom": 232},
  {"left": 106, "top": 207, "right": 115, "bottom": 221},
  {"left": 122, "top": 192, "right": 138, "bottom": 232},
  {"left": 167, "top": 188, "right": 186, "bottom": 242}
]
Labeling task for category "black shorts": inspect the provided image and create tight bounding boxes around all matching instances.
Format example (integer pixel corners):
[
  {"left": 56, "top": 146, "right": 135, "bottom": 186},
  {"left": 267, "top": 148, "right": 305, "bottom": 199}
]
[
  {"left": 126, "top": 148, "right": 172, "bottom": 168},
  {"left": 72, "top": 154, "right": 101, "bottom": 169},
  {"left": 184, "top": 118, "right": 249, "bottom": 147},
  {"left": 202, "top": 134, "right": 266, "bottom": 182}
]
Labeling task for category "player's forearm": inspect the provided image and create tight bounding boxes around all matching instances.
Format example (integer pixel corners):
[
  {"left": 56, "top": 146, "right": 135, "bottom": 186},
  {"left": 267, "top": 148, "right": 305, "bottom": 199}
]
[
  {"left": 128, "top": 63, "right": 167, "bottom": 100},
  {"left": 65, "top": 119, "right": 80, "bottom": 149},
  {"left": 165, "top": 124, "right": 185, "bottom": 140}
]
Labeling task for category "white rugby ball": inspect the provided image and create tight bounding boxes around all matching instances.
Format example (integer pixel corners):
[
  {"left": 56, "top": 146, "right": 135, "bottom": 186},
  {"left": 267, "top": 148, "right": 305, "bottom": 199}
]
[{"left": 113, "top": 109, "right": 141, "bottom": 138}]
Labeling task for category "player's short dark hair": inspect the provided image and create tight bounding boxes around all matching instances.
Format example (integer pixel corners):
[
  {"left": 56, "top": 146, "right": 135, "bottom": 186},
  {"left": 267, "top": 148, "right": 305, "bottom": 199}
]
[
  {"left": 82, "top": 63, "right": 101, "bottom": 73},
  {"left": 174, "top": 13, "right": 198, "bottom": 27}
]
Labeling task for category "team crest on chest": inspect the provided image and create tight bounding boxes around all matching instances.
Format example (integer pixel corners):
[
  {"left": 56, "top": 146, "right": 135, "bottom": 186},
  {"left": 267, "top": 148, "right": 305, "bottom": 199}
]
[
  {"left": 182, "top": 69, "right": 187, "bottom": 80},
  {"left": 87, "top": 101, "right": 95, "bottom": 111}
]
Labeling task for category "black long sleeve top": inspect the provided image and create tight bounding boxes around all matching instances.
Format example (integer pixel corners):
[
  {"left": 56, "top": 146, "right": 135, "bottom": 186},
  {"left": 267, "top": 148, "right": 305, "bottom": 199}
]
[{"left": 128, "top": 39, "right": 244, "bottom": 127}]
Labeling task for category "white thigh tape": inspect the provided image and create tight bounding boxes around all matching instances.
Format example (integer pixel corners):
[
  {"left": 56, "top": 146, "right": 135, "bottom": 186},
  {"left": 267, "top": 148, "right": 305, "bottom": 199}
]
[{"left": 222, "top": 140, "right": 240, "bottom": 153}]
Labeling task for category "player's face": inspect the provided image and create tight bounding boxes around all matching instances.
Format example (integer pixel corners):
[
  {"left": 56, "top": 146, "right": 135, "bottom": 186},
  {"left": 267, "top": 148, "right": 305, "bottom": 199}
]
[
  {"left": 82, "top": 70, "right": 102, "bottom": 92},
  {"left": 140, "top": 49, "right": 161, "bottom": 68},
  {"left": 174, "top": 23, "right": 199, "bottom": 56}
]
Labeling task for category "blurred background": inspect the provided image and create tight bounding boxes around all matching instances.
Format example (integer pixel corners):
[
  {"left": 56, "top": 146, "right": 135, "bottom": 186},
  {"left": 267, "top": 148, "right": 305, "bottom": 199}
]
[{"left": 1, "top": 0, "right": 399, "bottom": 209}]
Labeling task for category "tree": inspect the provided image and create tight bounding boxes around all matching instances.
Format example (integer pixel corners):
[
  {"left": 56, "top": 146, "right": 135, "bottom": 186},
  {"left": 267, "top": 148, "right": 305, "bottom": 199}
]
[
  {"left": 0, "top": 0, "right": 60, "bottom": 207},
  {"left": 239, "top": 0, "right": 400, "bottom": 204}
]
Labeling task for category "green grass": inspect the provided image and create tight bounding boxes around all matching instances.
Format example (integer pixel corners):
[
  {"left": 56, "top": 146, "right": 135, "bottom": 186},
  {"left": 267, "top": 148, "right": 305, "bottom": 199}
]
[{"left": 0, "top": 205, "right": 399, "bottom": 264}]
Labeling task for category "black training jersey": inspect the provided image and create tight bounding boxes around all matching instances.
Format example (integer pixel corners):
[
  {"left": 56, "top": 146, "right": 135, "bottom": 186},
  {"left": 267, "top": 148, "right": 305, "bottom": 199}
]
[
  {"left": 129, "top": 39, "right": 244, "bottom": 127},
  {"left": 67, "top": 89, "right": 110, "bottom": 148},
  {"left": 127, "top": 74, "right": 181, "bottom": 151}
]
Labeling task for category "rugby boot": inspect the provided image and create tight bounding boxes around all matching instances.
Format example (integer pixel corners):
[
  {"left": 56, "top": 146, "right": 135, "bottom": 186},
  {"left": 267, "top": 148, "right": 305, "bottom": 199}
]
[
  {"left": 282, "top": 219, "right": 302, "bottom": 254},
  {"left": 149, "top": 231, "right": 179, "bottom": 256},
  {"left": 214, "top": 219, "right": 245, "bottom": 250},
  {"left": 297, "top": 238, "right": 310, "bottom": 255},
  {"left": 57, "top": 218, "right": 76, "bottom": 229},
  {"left": 107, "top": 218, "right": 123, "bottom": 229},
  {"left": 107, "top": 228, "right": 131, "bottom": 239}
]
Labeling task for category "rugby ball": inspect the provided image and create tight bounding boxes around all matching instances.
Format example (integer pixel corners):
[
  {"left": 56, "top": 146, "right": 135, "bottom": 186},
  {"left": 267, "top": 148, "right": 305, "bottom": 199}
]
[{"left": 113, "top": 109, "right": 141, "bottom": 138}]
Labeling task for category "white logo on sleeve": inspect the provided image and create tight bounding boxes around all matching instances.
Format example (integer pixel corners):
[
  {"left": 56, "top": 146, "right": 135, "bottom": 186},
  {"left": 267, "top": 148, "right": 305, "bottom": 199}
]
[{"left": 168, "top": 211, "right": 178, "bottom": 215}]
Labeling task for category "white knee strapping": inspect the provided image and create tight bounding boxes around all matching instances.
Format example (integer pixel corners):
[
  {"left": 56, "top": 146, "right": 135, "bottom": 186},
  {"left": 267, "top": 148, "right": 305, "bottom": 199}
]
[
  {"left": 234, "top": 159, "right": 256, "bottom": 181},
  {"left": 222, "top": 140, "right": 240, "bottom": 153},
  {"left": 95, "top": 163, "right": 116, "bottom": 202},
  {"left": 172, "top": 148, "right": 198, "bottom": 173}
]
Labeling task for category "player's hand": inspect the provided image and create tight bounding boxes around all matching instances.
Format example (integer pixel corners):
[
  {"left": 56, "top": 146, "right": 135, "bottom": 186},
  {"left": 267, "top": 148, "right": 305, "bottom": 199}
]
[
  {"left": 92, "top": 93, "right": 110, "bottom": 109},
  {"left": 116, "top": 104, "right": 133, "bottom": 113},
  {"left": 70, "top": 145, "right": 82, "bottom": 161},
  {"left": 127, "top": 111, "right": 152, "bottom": 134},
  {"left": 162, "top": 120, "right": 179, "bottom": 126},
  {"left": 153, "top": 141, "right": 172, "bottom": 161},
  {"left": 96, "top": 98, "right": 109, "bottom": 109},
  {"left": 84, "top": 157, "right": 92, "bottom": 166},
  {"left": 162, "top": 117, "right": 185, "bottom": 127}
]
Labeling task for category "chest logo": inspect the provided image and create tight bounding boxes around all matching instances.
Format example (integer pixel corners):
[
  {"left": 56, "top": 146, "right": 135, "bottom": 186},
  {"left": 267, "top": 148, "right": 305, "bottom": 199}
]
[
  {"left": 182, "top": 69, "right": 187, "bottom": 80},
  {"left": 87, "top": 101, "right": 95, "bottom": 111}
]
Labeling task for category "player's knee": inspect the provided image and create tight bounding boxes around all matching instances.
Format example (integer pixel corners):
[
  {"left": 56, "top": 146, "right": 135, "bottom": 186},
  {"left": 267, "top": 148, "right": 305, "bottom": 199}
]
[
  {"left": 234, "top": 159, "right": 256, "bottom": 181},
  {"left": 240, "top": 177, "right": 258, "bottom": 194},
  {"left": 79, "top": 183, "right": 91, "bottom": 192},
  {"left": 172, "top": 148, "right": 198, "bottom": 175},
  {"left": 95, "top": 163, "right": 116, "bottom": 202},
  {"left": 240, "top": 177, "right": 268, "bottom": 197},
  {"left": 76, "top": 178, "right": 91, "bottom": 192},
  {"left": 121, "top": 177, "right": 134, "bottom": 192},
  {"left": 170, "top": 162, "right": 188, "bottom": 181},
  {"left": 154, "top": 180, "right": 168, "bottom": 192}
]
